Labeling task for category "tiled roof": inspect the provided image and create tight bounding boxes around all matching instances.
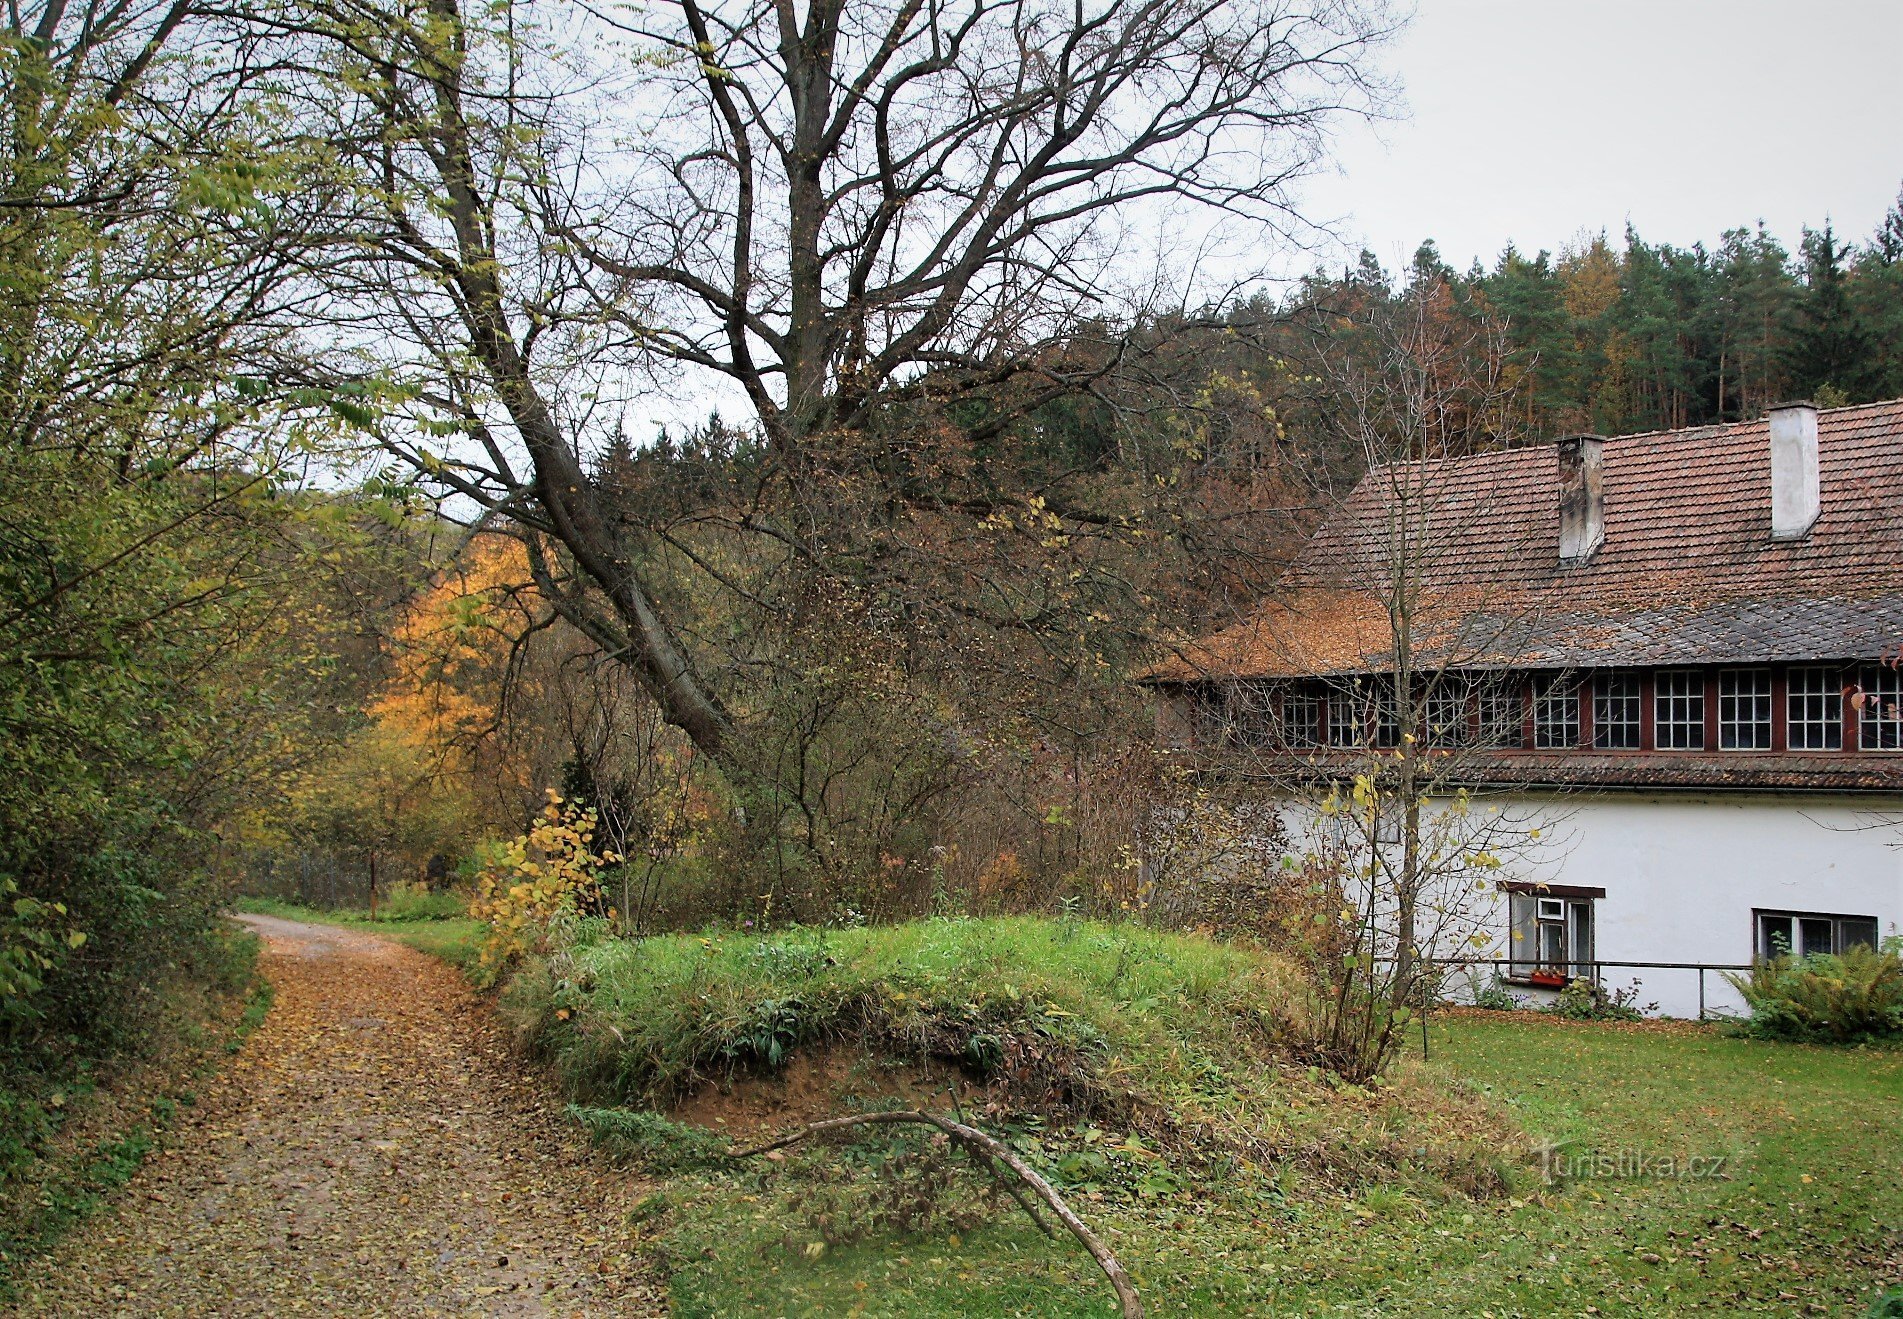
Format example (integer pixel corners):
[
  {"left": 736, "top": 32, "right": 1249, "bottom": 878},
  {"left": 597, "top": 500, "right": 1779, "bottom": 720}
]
[{"left": 1147, "top": 400, "right": 1903, "bottom": 683}]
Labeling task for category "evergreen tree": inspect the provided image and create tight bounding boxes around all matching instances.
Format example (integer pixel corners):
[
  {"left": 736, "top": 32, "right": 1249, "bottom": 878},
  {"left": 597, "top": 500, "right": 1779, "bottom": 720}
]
[
  {"left": 1852, "top": 186, "right": 1903, "bottom": 398},
  {"left": 1788, "top": 222, "right": 1878, "bottom": 401},
  {"left": 1616, "top": 229, "right": 1706, "bottom": 431},
  {"left": 1479, "top": 247, "right": 1574, "bottom": 432},
  {"left": 1712, "top": 225, "right": 1797, "bottom": 417},
  {"left": 1873, "top": 186, "right": 1903, "bottom": 264},
  {"left": 1556, "top": 234, "right": 1625, "bottom": 432}
]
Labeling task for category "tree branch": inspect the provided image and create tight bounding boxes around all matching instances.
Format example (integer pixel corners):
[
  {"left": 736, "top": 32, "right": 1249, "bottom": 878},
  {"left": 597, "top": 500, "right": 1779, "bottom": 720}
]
[{"left": 730, "top": 1108, "right": 1143, "bottom": 1319}]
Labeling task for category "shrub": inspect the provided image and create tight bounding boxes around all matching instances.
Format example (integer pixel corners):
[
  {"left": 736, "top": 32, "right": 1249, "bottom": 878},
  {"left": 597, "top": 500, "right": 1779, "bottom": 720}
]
[
  {"left": 0, "top": 878, "right": 87, "bottom": 1017},
  {"left": 1468, "top": 974, "right": 1520, "bottom": 1013},
  {"left": 468, "top": 792, "right": 618, "bottom": 973},
  {"left": 566, "top": 1105, "right": 729, "bottom": 1171},
  {"left": 1725, "top": 945, "right": 1903, "bottom": 1043},
  {"left": 1543, "top": 978, "right": 1654, "bottom": 1023}
]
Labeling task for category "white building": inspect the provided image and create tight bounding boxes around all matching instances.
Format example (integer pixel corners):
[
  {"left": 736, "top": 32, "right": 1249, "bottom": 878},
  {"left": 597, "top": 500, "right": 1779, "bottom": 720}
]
[{"left": 1145, "top": 400, "right": 1903, "bottom": 1018}]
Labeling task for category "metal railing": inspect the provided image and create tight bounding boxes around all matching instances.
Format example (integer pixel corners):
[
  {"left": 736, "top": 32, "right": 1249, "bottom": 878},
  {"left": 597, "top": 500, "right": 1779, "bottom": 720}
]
[{"left": 1412, "top": 956, "right": 1755, "bottom": 1022}]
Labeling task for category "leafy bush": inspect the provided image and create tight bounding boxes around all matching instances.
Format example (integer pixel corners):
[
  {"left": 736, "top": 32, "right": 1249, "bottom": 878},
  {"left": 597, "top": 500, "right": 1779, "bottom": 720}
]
[
  {"left": 1725, "top": 945, "right": 1903, "bottom": 1043},
  {"left": 468, "top": 792, "right": 618, "bottom": 972},
  {"left": 0, "top": 879, "right": 88, "bottom": 1013},
  {"left": 1543, "top": 978, "right": 1655, "bottom": 1023},
  {"left": 1470, "top": 975, "right": 1520, "bottom": 1012}
]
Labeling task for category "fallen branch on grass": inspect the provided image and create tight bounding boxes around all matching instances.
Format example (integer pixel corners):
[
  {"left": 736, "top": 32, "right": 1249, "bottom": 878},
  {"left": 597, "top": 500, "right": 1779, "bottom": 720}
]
[{"left": 729, "top": 1109, "right": 1144, "bottom": 1319}]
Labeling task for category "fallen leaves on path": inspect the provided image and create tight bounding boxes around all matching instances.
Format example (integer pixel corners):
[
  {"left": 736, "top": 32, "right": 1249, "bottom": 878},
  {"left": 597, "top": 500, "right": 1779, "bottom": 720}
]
[{"left": 8, "top": 915, "right": 666, "bottom": 1317}]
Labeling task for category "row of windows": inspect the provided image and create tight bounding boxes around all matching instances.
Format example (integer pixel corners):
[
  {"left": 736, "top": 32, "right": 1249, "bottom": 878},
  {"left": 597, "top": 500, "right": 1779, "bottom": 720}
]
[{"left": 1210, "top": 665, "right": 1903, "bottom": 753}]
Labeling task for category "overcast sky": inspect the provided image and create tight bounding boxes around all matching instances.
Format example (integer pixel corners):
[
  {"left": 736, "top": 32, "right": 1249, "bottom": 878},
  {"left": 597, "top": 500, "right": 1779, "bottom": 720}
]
[
  {"left": 641, "top": 0, "right": 1903, "bottom": 436},
  {"left": 1297, "top": 0, "right": 1903, "bottom": 277}
]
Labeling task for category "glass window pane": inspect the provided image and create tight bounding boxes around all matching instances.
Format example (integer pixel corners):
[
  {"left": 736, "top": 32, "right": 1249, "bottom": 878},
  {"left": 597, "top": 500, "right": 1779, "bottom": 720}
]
[
  {"left": 1509, "top": 894, "right": 1537, "bottom": 978},
  {"left": 1759, "top": 914, "right": 1794, "bottom": 957},
  {"left": 1539, "top": 921, "right": 1566, "bottom": 970},
  {"left": 1858, "top": 665, "right": 1903, "bottom": 751},
  {"left": 1285, "top": 691, "right": 1321, "bottom": 748},
  {"left": 1568, "top": 900, "right": 1595, "bottom": 970},
  {"left": 1838, "top": 917, "right": 1880, "bottom": 953},
  {"left": 1593, "top": 673, "right": 1642, "bottom": 749},
  {"left": 1799, "top": 918, "right": 1834, "bottom": 958},
  {"left": 1327, "top": 687, "right": 1362, "bottom": 747},
  {"left": 1655, "top": 669, "right": 1706, "bottom": 749},
  {"left": 1534, "top": 676, "right": 1580, "bottom": 748},
  {"left": 1218, "top": 682, "right": 1273, "bottom": 748},
  {"left": 1372, "top": 681, "right": 1401, "bottom": 748},
  {"left": 1476, "top": 679, "right": 1522, "bottom": 748},
  {"left": 1786, "top": 667, "right": 1844, "bottom": 750},
  {"left": 1422, "top": 678, "right": 1470, "bottom": 748},
  {"left": 1718, "top": 669, "right": 1772, "bottom": 750}
]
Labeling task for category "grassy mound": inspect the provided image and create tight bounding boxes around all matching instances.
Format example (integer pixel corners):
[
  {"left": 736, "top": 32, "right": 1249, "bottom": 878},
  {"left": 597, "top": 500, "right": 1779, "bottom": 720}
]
[
  {"left": 514, "top": 916, "right": 1527, "bottom": 1319},
  {"left": 505, "top": 916, "right": 1300, "bottom": 1125},
  {"left": 505, "top": 916, "right": 1520, "bottom": 1203}
]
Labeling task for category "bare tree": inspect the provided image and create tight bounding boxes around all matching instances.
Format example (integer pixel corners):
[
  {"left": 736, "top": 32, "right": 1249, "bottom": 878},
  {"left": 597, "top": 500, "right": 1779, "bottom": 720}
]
[
  {"left": 1160, "top": 278, "right": 1565, "bottom": 1079},
  {"left": 272, "top": 0, "right": 1396, "bottom": 796}
]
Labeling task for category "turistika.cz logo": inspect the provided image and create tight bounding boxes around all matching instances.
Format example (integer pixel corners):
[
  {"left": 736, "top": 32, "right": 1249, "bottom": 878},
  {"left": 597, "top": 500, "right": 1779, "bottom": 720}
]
[{"left": 1534, "top": 1140, "right": 1730, "bottom": 1186}]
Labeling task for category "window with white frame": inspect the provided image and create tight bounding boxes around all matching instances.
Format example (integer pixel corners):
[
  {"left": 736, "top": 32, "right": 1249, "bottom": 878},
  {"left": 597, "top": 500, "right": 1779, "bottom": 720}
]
[
  {"left": 1857, "top": 664, "right": 1903, "bottom": 751},
  {"left": 1654, "top": 669, "right": 1706, "bottom": 749},
  {"left": 1422, "top": 678, "right": 1471, "bottom": 747},
  {"left": 1507, "top": 889, "right": 1598, "bottom": 983},
  {"left": 1718, "top": 669, "right": 1773, "bottom": 750},
  {"left": 1326, "top": 686, "right": 1364, "bottom": 747},
  {"left": 1283, "top": 688, "right": 1322, "bottom": 748},
  {"left": 1218, "top": 682, "right": 1277, "bottom": 749},
  {"left": 1785, "top": 667, "right": 1843, "bottom": 750},
  {"left": 1476, "top": 679, "right": 1522, "bottom": 748},
  {"left": 1756, "top": 910, "right": 1881, "bottom": 960},
  {"left": 1371, "top": 681, "right": 1401, "bottom": 748},
  {"left": 1532, "top": 676, "right": 1579, "bottom": 748},
  {"left": 1592, "top": 672, "right": 1642, "bottom": 750}
]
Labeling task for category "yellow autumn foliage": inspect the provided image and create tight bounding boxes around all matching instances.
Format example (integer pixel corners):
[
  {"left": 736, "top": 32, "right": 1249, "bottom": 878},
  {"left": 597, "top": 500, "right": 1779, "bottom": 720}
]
[{"left": 468, "top": 791, "right": 619, "bottom": 972}]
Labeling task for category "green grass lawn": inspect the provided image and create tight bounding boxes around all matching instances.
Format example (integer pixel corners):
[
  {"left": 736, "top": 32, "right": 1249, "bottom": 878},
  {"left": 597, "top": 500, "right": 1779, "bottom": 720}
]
[
  {"left": 231, "top": 896, "right": 486, "bottom": 975},
  {"left": 650, "top": 1014, "right": 1901, "bottom": 1317}
]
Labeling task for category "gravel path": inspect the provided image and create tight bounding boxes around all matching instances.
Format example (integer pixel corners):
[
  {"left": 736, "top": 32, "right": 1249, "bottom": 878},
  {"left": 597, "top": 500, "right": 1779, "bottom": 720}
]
[{"left": 9, "top": 915, "right": 666, "bottom": 1317}]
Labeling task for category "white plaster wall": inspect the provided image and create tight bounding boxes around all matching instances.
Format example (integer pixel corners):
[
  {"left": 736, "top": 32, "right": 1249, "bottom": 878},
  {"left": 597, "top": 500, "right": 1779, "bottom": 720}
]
[{"left": 1486, "top": 793, "right": 1903, "bottom": 1018}]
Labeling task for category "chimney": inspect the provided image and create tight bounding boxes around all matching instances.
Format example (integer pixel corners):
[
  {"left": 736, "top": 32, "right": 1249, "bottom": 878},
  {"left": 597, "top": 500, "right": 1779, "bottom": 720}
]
[
  {"left": 1557, "top": 434, "right": 1605, "bottom": 565},
  {"left": 1768, "top": 401, "right": 1820, "bottom": 541}
]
